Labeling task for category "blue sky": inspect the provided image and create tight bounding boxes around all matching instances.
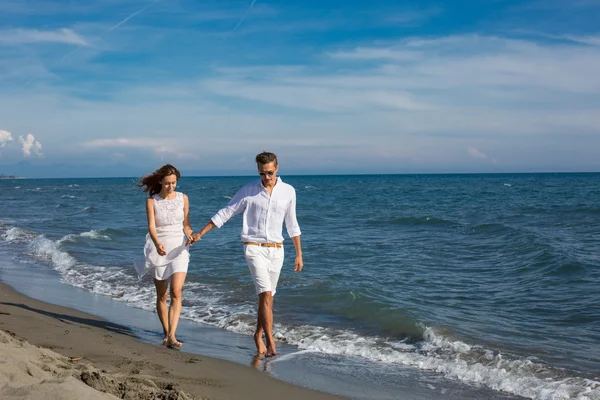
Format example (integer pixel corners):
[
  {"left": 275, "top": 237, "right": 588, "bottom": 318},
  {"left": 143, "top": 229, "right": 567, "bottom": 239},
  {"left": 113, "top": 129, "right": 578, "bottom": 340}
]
[{"left": 1, "top": 0, "right": 599, "bottom": 177}]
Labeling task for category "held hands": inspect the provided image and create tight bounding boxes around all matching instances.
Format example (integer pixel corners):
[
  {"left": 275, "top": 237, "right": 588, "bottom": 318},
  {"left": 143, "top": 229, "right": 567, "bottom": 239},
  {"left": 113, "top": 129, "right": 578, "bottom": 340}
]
[
  {"left": 186, "top": 232, "right": 202, "bottom": 246},
  {"left": 185, "top": 233, "right": 194, "bottom": 246}
]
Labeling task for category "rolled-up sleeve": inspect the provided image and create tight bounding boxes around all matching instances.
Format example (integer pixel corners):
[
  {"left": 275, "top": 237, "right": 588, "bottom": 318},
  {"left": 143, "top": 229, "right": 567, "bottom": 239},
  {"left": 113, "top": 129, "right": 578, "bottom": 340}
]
[
  {"left": 284, "top": 189, "right": 301, "bottom": 238},
  {"left": 211, "top": 188, "right": 247, "bottom": 228}
]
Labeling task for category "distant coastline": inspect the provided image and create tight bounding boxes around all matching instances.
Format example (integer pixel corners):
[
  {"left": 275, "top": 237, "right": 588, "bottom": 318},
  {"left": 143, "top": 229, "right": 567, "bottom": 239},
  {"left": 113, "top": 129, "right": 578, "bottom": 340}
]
[{"left": 0, "top": 171, "right": 598, "bottom": 180}]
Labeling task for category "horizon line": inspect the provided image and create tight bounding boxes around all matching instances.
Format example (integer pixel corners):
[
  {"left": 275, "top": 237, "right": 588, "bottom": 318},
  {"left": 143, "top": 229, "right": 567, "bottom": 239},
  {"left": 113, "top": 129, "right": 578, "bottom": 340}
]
[{"left": 2, "top": 171, "right": 600, "bottom": 180}]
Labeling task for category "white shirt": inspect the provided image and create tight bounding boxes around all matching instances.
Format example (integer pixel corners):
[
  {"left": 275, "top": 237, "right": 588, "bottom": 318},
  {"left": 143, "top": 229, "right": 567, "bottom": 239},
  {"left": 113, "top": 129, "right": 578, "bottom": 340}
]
[{"left": 211, "top": 177, "right": 301, "bottom": 243}]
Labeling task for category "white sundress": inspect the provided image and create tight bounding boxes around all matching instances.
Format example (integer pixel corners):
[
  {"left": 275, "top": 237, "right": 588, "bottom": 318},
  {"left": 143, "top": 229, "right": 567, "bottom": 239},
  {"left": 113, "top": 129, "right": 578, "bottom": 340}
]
[{"left": 134, "top": 192, "right": 190, "bottom": 280}]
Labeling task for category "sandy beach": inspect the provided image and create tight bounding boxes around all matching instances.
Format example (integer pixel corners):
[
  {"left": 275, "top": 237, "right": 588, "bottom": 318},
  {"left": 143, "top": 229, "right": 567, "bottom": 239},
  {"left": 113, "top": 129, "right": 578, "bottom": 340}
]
[{"left": 0, "top": 282, "right": 344, "bottom": 400}]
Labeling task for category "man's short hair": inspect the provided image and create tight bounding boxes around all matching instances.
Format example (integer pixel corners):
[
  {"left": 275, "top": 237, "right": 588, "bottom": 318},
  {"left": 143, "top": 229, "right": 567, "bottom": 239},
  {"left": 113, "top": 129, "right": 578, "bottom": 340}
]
[{"left": 256, "top": 152, "right": 278, "bottom": 166}]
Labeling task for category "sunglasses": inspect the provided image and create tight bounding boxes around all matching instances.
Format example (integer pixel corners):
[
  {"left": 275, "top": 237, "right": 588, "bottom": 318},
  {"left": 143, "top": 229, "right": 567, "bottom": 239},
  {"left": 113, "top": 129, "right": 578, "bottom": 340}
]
[{"left": 259, "top": 171, "right": 276, "bottom": 177}]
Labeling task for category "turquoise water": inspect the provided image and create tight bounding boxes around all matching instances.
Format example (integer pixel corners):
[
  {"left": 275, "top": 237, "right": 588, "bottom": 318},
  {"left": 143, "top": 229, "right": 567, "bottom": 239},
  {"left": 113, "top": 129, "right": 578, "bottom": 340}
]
[{"left": 1, "top": 173, "right": 599, "bottom": 400}]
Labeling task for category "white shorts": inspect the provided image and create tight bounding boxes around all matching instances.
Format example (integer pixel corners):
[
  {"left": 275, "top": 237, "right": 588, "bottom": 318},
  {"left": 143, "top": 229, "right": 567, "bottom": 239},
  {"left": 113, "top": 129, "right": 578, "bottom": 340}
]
[{"left": 244, "top": 245, "right": 285, "bottom": 296}]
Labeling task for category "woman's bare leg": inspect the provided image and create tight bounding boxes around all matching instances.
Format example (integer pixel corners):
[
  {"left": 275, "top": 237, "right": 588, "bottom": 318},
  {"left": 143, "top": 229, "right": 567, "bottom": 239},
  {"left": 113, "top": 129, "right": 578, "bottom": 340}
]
[
  {"left": 154, "top": 278, "right": 169, "bottom": 342},
  {"left": 167, "top": 272, "right": 186, "bottom": 346}
]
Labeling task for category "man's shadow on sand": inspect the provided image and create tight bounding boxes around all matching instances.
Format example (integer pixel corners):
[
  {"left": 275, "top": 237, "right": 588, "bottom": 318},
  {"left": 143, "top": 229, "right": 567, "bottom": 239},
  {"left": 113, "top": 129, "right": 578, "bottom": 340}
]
[{"left": 0, "top": 302, "right": 137, "bottom": 338}]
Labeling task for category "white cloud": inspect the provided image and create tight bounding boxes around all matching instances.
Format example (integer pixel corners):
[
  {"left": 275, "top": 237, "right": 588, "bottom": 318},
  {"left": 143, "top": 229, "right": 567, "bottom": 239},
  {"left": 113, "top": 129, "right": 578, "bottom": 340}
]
[
  {"left": 468, "top": 146, "right": 487, "bottom": 159},
  {"left": 324, "top": 35, "right": 600, "bottom": 94},
  {"left": 0, "top": 129, "right": 13, "bottom": 147},
  {"left": 83, "top": 138, "right": 196, "bottom": 159},
  {"left": 562, "top": 35, "right": 600, "bottom": 46},
  {"left": 468, "top": 146, "right": 498, "bottom": 164},
  {"left": 0, "top": 28, "right": 89, "bottom": 46},
  {"left": 19, "top": 133, "right": 43, "bottom": 157},
  {"left": 206, "top": 80, "right": 430, "bottom": 112},
  {"left": 204, "top": 34, "right": 600, "bottom": 123},
  {"left": 329, "top": 47, "right": 421, "bottom": 61},
  {"left": 1, "top": 32, "right": 600, "bottom": 172}
]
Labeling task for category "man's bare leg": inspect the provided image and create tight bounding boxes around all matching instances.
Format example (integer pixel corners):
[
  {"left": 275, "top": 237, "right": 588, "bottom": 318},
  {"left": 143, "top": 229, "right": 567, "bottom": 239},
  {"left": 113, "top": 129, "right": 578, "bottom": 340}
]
[
  {"left": 254, "top": 314, "right": 267, "bottom": 354},
  {"left": 258, "top": 291, "right": 276, "bottom": 357}
]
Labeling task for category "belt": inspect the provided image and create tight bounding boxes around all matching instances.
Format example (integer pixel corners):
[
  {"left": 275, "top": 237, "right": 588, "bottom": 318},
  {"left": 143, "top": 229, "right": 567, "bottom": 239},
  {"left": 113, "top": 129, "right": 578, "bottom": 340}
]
[{"left": 243, "top": 242, "right": 283, "bottom": 248}]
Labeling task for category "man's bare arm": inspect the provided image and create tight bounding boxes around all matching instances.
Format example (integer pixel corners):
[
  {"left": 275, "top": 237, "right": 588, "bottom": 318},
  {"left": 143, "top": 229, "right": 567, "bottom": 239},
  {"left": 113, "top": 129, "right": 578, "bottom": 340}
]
[{"left": 291, "top": 235, "right": 303, "bottom": 273}]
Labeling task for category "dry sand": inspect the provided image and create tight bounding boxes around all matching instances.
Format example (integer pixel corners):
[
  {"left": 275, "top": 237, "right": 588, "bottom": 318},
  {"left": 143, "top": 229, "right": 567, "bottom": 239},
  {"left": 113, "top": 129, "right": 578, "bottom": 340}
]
[{"left": 0, "top": 282, "right": 344, "bottom": 400}]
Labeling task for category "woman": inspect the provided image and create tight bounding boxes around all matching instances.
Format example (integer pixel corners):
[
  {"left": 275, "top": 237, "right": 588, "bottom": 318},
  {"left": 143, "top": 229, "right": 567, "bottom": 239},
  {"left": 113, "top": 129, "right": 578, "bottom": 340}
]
[{"left": 134, "top": 164, "right": 194, "bottom": 349}]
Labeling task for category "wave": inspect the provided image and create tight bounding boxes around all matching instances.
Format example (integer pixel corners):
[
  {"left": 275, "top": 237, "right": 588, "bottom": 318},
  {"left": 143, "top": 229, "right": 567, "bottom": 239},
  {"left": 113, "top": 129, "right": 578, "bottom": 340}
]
[
  {"left": 83, "top": 206, "right": 97, "bottom": 212},
  {"left": 548, "top": 262, "right": 586, "bottom": 276},
  {"left": 85, "top": 276, "right": 600, "bottom": 400},
  {"left": 381, "top": 216, "right": 457, "bottom": 226},
  {"left": 59, "top": 229, "right": 112, "bottom": 243},
  {"left": 28, "top": 235, "right": 78, "bottom": 272},
  {"left": 2, "top": 226, "right": 37, "bottom": 244},
  {"left": 61, "top": 195, "right": 78, "bottom": 199},
  {"left": 81, "top": 230, "right": 111, "bottom": 240},
  {"left": 472, "top": 223, "right": 513, "bottom": 233},
  {"left": 1, "top": 223, "right": 599, "bottom": 400},
  {"left": 174, "top": 302, "right": 600, "bottom": 400}
]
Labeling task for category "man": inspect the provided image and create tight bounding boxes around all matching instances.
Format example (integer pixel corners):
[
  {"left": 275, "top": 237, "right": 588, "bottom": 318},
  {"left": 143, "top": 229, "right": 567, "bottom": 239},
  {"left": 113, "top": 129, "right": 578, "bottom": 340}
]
[{"left": 190, "top": 152, "right": 303, "bottom": 357}]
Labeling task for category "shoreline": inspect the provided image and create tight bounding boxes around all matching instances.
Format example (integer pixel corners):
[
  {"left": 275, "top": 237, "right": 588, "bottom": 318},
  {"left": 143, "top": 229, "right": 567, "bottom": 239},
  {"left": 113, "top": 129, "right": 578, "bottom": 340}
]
[
  {"left": 0, "top": 242, "right": 531, "bottom": 400},
  {"left": 0, "top": 281, "right": 345, "bottom": 400}
]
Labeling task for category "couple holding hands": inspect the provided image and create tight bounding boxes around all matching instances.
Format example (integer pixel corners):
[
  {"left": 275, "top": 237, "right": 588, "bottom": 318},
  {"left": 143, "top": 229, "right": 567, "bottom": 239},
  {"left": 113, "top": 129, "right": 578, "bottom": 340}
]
[{"left": 134, "top": 152, "right": 302, "bottom": 358}]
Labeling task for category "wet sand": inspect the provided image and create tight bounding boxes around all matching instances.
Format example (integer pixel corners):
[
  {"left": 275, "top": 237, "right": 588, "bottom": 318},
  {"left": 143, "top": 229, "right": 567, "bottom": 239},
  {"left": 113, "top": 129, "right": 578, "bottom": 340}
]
[{"left": 0, "top": 282, "right": 345, "bottom": 400}]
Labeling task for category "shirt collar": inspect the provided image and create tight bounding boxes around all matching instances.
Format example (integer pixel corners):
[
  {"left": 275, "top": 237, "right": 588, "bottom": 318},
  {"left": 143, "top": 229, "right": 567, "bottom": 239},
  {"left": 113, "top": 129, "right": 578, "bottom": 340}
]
[{"left": 257, "top": 176, "right": 282, "bottom": 190}]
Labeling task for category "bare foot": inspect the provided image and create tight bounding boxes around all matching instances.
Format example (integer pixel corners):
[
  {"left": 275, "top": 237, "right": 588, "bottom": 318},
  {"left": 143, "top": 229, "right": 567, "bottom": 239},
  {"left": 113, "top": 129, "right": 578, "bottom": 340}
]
[
  {"left": 254, "top": 332, "right": 267, "bottom": 354},
  {"left": 265, "top": 347, "right": 277, "bottom": 357},
  {"left": 265, "top": 340, "right": 277, "bottom": 357},
  {"left": 166, "top": 337, "right": 183, "bottom": 349}
]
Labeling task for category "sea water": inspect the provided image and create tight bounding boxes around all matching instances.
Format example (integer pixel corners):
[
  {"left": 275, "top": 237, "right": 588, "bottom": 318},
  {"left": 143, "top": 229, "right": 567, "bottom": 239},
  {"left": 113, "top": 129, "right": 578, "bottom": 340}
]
[{"left": 1, "top": 173, "right": 599, "bottom": 400}]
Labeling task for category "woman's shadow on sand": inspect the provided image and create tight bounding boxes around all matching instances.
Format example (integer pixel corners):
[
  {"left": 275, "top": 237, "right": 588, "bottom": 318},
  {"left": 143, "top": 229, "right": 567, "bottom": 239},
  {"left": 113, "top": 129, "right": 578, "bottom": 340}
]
[{"left": 0, "top": 302, "right": 137, "bottom": 338}]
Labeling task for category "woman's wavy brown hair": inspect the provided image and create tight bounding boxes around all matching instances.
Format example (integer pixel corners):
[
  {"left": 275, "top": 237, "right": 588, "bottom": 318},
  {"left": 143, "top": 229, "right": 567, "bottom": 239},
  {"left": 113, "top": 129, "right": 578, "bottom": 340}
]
[{"left": 137, "top": 164, "right": 181, "bottom": 197}]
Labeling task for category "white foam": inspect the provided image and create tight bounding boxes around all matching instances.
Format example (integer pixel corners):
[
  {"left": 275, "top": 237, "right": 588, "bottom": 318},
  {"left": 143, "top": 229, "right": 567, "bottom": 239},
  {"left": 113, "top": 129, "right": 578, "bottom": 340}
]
[
  {"left": 263, "top": 325, "right": 600, "bottom": 400},
  {"left": 3, "top": 224, "right": 599, "bottom": 400},
  {"left": 66, "top": 267, "right": 600, "bottom": 400},
  {"left": 29, "top": 235, "right": 77, "bottom": 272},
  {"left": 57, "top": 234, "right": 78, "bottom": 244},
  {"left": 268, "top": 349, "right": 318, "bottom": 364},
  {"left": 2, "top": 226, "right": 36, "bottom": 243},
  {"left": 80, "top": 230, "right": 111, "bottom": 240},
  {"left": 388, "top": 339, "right": 416, "bottom": 351},
  {"left": 422, "top": 327, "right": 471, "bottom": 353}
]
